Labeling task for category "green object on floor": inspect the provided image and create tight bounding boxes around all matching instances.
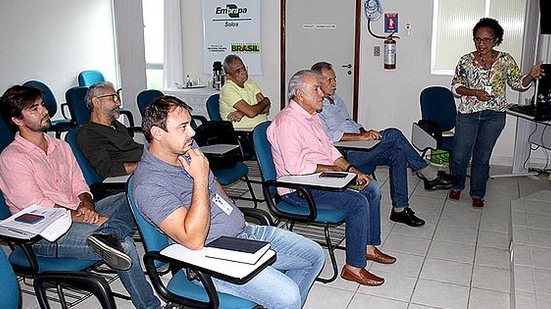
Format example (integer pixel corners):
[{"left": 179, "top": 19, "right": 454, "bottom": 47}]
[{"left": 430, "top": 149, "right": 449, "bottom": 166}]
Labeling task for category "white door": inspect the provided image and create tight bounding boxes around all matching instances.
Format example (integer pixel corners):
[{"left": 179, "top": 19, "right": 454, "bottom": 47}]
[{"left": 285, "top": 0, "right": 357, "bottom": 115}]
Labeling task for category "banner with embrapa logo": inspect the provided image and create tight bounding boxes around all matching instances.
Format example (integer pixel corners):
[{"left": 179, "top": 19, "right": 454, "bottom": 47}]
[{"left": 202, "top": 0, "right": 262, "bottom": 75}]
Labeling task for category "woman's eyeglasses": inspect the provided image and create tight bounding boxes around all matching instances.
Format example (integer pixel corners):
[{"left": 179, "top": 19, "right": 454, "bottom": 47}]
[{"left": 473, "top": 37, "right": 495, "bottom": 45}]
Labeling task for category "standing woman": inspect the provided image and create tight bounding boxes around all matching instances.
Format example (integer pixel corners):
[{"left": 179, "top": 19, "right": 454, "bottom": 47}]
[{"left": 449, "top": 17, "right": 544, "bottom": 208}]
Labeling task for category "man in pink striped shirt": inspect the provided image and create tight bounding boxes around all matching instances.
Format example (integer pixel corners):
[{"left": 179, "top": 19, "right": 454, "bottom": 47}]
[
  {"left": 267, "top": 70, "right": 396, "bottom": 286},
  {"left": 0, "top": 85, "right": 160, "bottom": 309}
]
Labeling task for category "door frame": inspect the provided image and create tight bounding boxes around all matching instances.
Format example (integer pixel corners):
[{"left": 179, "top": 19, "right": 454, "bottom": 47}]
[{"left": 279, "top": 0, "right": 362, "bottom": 121}]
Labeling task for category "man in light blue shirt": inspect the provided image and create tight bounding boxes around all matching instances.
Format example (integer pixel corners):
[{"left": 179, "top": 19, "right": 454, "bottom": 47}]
[{"left": 312, "top": 62, "right": 457, "bottom": 227}]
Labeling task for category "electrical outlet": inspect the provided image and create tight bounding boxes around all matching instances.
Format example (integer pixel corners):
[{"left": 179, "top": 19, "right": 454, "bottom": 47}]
[{"left": 374, "top": 46, "right": 381, "bottom": 57}]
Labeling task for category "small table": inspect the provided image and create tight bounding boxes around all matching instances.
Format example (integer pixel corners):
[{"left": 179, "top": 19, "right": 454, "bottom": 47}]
[
  {"left": 276, "top": 172, "right": 357, "bottom": 191},
  {"left": 200, "top": 144, "right": 239, "bottom": 155},
  {"left": 160, "top": 244, "right": 276, "bottom": 284}
]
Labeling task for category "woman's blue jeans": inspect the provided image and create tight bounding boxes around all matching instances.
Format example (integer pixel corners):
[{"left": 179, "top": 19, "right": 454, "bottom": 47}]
[
  {"left": 451, "top": 110, "right": 506, "bottom": 198},
  {"left": 281, "top": 180, "right": 381, "bottom": 269},
  {"left": 32, "top": 193, "right": 160, "bottom": 309}
]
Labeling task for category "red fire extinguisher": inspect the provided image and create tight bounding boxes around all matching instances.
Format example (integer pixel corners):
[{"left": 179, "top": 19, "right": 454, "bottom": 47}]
[{"left": 384, "top": 34, "right": 397, "bottom": 70}]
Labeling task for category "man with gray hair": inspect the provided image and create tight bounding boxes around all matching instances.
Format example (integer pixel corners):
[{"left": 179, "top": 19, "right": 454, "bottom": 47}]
[
  {"left": 77, "top": 82, "right": 142, "bottom": 179},
  {"left": 220, "top": 54, "right": 270, "bottom": 129},
  {"left": 267, "top": 70, "right": 396, "bottom": 286}
]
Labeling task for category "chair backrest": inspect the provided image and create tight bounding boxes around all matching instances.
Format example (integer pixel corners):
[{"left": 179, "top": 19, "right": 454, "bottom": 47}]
[
  {"left": 65, "top": 86, "right": 90, "bottom": 125},
  {"left": 0, "top": 115, "right": 15, "bottom": 154},
  {"left": 137, "top": 89, "right": 164, "bottom": 116},
  {"left": 0, "top": 250, "right": 19, "bottom": 308},
  {"left": 206, "top": 94, "right": 222, "bottom": 121},
  {"left": 65, "top": 126, "right": 103, "bottom": 185},
  {"left": 126, "top": 177, "right": 170, "bottom": 267},
  {"left": 23, "top": 80, "right": 58, "bottom": 117},
  {"left": 78, "top": 70, "right": 106, "bottom": 87},
  {"left": 419, "top": 86, "right": 456, "bottom": 132},
  {"left": 252, "top": 122, "right": 277, "bottom": 196}
]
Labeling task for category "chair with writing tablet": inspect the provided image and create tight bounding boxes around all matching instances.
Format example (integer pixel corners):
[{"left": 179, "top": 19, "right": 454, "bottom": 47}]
[
  {"left": 137, "top": 89, "right": 164, "bottom": 116},
  {"left": 412, "top": 86, "right": 456, "bottom": 158},
  {"left": 126, "top": 176, "right": 263, "bottom": 309},
  {"left": 253, "top": 121, "right": 347, "bottom": 283},
  {"left": 0, "top": 190, "right": 126, "bottom": 307},
  {"left": 0, "top": 248, "right": 117, "bottom": 309}
]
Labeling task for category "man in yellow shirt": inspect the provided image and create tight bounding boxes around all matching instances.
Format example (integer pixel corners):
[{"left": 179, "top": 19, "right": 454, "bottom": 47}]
[{"left": 220, "top": 55, "right": 270, "bottom": 130}]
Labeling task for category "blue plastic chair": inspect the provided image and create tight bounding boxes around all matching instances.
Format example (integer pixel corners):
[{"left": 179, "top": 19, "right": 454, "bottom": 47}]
[
  {"left": 0, "top": 116, "right": 15, "bottom": 153},
  {"left": 206, "top": 94, "right": 222, "bottom": 121},
  {"left": 419, "top": 86, "right": 456, "bottom": 152},
  {"left": 252, "top": 122, "right": 346, "bottom": 283},
  {"left": 65, "top": 86, "right": 90, "bottom": 125},
  {"left": 137, "top": 89, "right": 164, "bottom": 116},
  {"left": 65, "top": 126, "right": 103, "bottom": 186},
  {"left": 126, "top": 177, "right": 257, "bottom": 309},
  {"left": 78, "top": 70, "right": 106, "bottom": 87},
  {"left": 23, "top": 80, "right": 75, "bottom": 137}
]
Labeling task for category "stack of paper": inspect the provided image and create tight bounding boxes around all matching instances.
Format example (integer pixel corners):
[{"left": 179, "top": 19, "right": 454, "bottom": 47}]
[{"left": 0, "top": 205, "right": 72, "bottom": 241}]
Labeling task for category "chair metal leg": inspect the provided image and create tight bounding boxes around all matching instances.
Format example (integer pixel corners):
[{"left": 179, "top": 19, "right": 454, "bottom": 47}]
[{"left": 316, "top": 224, "right": 339, "bottom": 284}]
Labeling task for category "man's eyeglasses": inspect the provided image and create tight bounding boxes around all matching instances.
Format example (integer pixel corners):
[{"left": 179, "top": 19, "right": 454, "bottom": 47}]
[
  {"left": 96, "top": 89, "right": 122, "bottom": 102},
  {"left": 473, "top": 37, "right": 495, "bottom": 45}
]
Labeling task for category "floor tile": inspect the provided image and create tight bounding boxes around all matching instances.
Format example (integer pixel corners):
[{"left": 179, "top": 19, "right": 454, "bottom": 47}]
[
  {"left": 513, "top": 243, "right": 534, "bottom": 267},
  {"left": 434, "top": 224, "right": 478, "bottom": 244},
  {"left": 391, "top": 221, "right": 437, "bottom": 239},
  {"left": 357, "top": 270, "right": 417, "bottom": 301},
  {"left": 514, "top": 265, "right": 535, "bottom": 293},
  {"left": 531, "top": 246, "right": 551, "bottom": 270},
  {"left": 529, "top": 229, "right": 551, "bottom": 248},
  {"left": 475, "top": 246, "right": 511, "bottom": 270},
  {"left": 427, "top": 239, "right": 475, "bottom": 264},
  {"left": 514, "top": 290, "right": 537, "bottom": 309},
  {"left": 303, "top": 283, "right": 355, "bottom": 309},
  {"left": 536, "top": 293, "right": 551, "bottom": 309},
  {"left": 411, "top": 279, "right": 470, "bottom": 309},
  {"left": 348, "top": 293, "right": 408, "bottom": 309},
  {"left": 420, "top": 258, "right": 473, "bottom": 286},
  {"left": 472, "top": 265, "right": 511, "bottom": 293},
  {"left": 469, "top": 287, "right": 510, "bottom": 309},
  {"left": 478, "top": 230, "right": 509, "bottom": 250},
  {"left": 534, "top": 268, "right": 551, "bottom": 295},
  {"left": 382, "top": 233, "right": 431, "bottom": 256}
]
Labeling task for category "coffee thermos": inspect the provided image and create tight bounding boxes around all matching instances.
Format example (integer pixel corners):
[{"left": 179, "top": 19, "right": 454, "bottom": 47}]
[{"left": 212, "top": 61, "right": 225, "bottom": 90}]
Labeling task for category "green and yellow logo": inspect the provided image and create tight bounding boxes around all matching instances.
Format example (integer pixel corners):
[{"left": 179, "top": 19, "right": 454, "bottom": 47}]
[{"left": 231, "top": 44, "right": 261, "bottom": 53}]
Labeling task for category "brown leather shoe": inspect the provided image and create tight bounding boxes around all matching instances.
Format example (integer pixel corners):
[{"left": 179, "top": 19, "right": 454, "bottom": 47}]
[
  {"left": 367, "top": 247, "right": 396, "bottom": 264},
  {"left": 340, "top": 265, "right": 384, "bottom": 286}
]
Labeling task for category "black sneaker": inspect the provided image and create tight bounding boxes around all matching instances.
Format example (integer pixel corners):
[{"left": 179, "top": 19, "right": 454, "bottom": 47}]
[
  {"left": 390, "top": 207, "right": 426, "bottom": 227},
  {"left": 422, "top": 171, "right": 458, "bottom": 191},
  {"left": 87, "top": 233, "right": 132, "bottom": 271}
]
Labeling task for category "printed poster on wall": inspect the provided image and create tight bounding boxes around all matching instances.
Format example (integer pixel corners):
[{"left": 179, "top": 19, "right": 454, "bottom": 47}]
[{"left": 203, "top": 0, "right": 262, "bottom": 75}]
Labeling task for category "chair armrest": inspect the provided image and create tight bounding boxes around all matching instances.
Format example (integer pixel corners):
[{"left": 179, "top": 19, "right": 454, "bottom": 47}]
[
  {"left": 143, "top": 251, "right": 220, "bottom": 308},
  {"left": 411, "top": 122, "right": 438, "bottom": 153},
  {"left": 119, "top": 110, "right": 135, "bottom": 128},
  {"left": 239, "top": 207, "right": 274, "bottom": 226},
  {"left": 263, "top": 180, "right": 319, "bottom": 221},
  {"left": 60, "top": 103, "right": 72, "bottom": 121},
  {"left": 34, "top": 271, "right": 116, "bottom": 309}
]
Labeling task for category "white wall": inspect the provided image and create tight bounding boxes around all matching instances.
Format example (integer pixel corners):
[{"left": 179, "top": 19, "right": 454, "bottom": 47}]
[
  {"left": 0, "top": 0, "right": 117, "bottom": 120},
  {"left": 181, "top": 0, "right": 533, "bottom": 166}
]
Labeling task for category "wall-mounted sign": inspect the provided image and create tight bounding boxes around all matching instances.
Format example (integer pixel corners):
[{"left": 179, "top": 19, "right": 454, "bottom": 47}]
[
  {"left": 203, "top": 0, "right": 262, "bottom": 75},
  {"left": 303, "top": 24, "right": 337, "bottom": 30},
  {"left": 384, "top": 13, "right": 398, "bottom": 33}
]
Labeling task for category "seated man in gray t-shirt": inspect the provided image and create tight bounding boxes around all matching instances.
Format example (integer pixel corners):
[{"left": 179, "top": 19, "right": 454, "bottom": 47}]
[{"left": 132, "top": 95, "right": 324, "bottom": 309}]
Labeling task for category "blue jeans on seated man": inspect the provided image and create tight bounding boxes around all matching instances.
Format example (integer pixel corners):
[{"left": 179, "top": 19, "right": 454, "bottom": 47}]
[
  {"left": 32, "top": 192, "right": 161, "bottom": 309},
  {"left": 451, "top": 110, "right": 506, "bottom": 199},
  {"left": 210, "top": 224, "right": 325, "bottom": 309},
  {"left": 345, "top": 128, "right": 428, "bottom": 208},
  {"left": 281, "top": 180, "right": 381, "bottom": 269}
]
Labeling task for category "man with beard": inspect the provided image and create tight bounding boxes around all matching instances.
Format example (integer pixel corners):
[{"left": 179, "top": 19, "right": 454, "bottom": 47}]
[{"left": 77, "top": 82, "right": 142, "bottom": 179}]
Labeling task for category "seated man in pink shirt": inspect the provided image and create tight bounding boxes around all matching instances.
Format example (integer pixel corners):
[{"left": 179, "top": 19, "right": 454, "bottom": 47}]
[
  {"left": 267, "top": 70, "right": 395, "bottom": 286},
  {"left": 0, "top": 85, "right": 160, "bottom": 309}
]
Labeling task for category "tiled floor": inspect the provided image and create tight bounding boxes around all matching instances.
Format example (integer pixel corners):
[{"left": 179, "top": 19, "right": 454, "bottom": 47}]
[{"left": 14, "top": 164, "right": 551, "bottom": 309}]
